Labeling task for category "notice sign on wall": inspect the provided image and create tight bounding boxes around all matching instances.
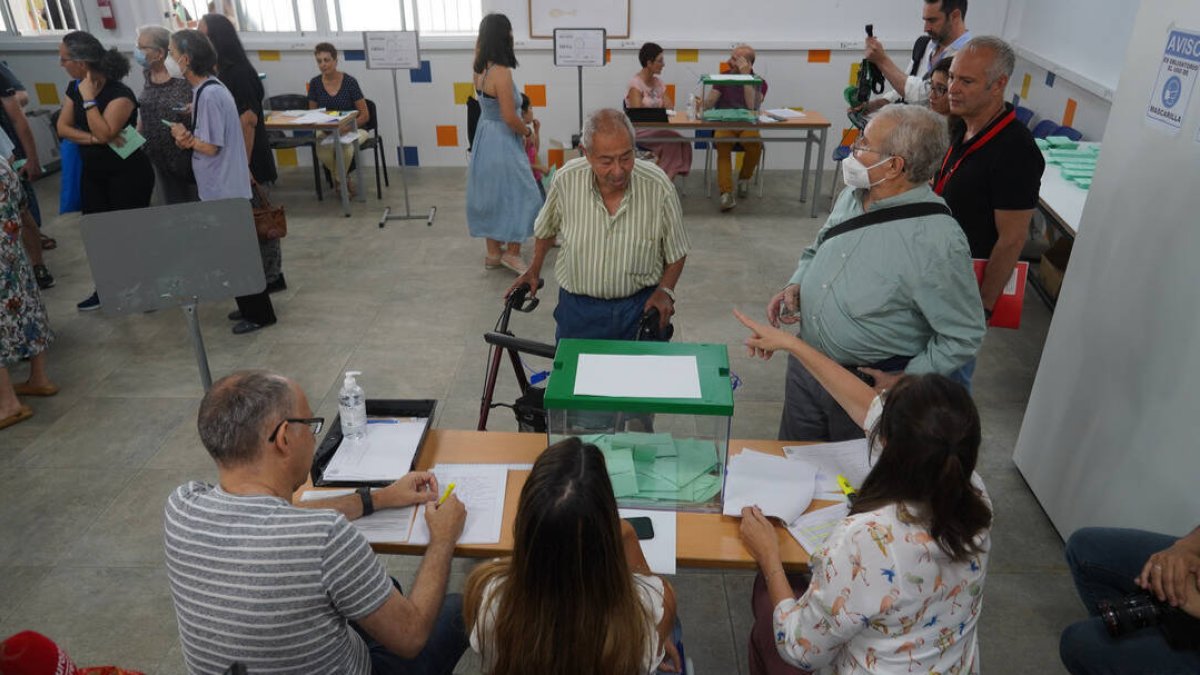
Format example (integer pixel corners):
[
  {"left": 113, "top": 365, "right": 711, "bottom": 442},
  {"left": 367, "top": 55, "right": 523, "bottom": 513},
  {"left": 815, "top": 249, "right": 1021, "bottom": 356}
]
[{"left": 1146, "top": 28, "right": 1200, "bottom": 134}]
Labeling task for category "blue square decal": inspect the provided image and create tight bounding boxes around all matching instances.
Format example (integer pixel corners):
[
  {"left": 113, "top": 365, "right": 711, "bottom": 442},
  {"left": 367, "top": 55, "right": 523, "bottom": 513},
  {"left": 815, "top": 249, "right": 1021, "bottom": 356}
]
[
  {"left": 399, "top": 146, "right": 419, "bottom": 167},
  {"left": 344, "top": 49, "right": 365, "bottom": 61},
  {"left": 694, "top": 128, "right": 713, "bottom": 150},
  {"left": 1045, "top": 71, "right": 1056, "bottom": 88},
  {"left": 409, "top": 60, "right": 432, "bottom": 84},
  {"left": 1011, "top": 93, "right": 1021, "bottom": 107}
]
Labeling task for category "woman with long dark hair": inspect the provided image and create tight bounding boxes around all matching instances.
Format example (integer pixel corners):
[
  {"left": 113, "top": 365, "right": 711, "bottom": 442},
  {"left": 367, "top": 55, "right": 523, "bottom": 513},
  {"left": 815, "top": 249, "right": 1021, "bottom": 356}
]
[
  {"left": 625, "top": 42, "right": 692, "bottom": 181},
  {"left": 55, "top": 30, "right": 155, "bottom": 312},
  {"left": 198, "top": 13, "right": 282, "bottom": 334},
  {"left": 465, "top": 13, "right": 543, "bottom": 275},
  {"left": 734, "top": 309, "right": 993, "bottom": 675},
  {"left": 464, "top": 437, "right": 681, "bottom": 674}
]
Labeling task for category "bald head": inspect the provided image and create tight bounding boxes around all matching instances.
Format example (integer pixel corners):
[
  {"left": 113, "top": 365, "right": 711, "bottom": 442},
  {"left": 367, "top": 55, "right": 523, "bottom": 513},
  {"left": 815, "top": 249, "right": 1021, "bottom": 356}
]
[{"left": 197, "top": 370, "right": 297, "bottom": 467}]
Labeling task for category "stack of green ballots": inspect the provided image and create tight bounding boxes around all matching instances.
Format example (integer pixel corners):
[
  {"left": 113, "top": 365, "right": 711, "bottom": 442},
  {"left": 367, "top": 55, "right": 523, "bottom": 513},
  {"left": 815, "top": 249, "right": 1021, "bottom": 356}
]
[
  {"left": 702, "top": 108, "right": 757, "bottom": 123},
  {"left": 1041, "top": 140, "right": 1100, "bottom": 189},
  {"left": 583, "top": 432, "right": 724, "bottom": 505}
]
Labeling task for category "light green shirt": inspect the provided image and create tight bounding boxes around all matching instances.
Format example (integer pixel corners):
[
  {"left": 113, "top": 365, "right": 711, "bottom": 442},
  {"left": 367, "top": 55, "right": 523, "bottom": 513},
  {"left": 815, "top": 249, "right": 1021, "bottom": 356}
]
[
  {"left": 534, "top": 157, "right": 689, "bottom": 299},
  {"left": 789, "top": 184, "right": 985, "bottom": 374}
]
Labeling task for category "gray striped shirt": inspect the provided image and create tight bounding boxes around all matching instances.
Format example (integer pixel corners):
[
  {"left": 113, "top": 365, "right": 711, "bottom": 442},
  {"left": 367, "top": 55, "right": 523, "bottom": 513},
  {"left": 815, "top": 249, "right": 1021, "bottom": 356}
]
[
  {"left": 534, "top": 157, "right": 689, "bottom": 299},
  {"left": 164, "top": 481, "right": 393, "bottom": 674}
]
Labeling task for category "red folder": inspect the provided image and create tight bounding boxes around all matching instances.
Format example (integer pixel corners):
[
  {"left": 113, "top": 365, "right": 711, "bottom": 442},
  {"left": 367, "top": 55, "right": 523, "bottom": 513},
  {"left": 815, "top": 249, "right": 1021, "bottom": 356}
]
[{"left": 973, "top": 259, "right": 1028, "bottom": 329}]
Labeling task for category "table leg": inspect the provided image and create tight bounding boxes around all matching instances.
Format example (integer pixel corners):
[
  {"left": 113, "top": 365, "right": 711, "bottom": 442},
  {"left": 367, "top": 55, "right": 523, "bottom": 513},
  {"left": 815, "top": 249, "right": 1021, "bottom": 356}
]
[
  {"left": 335, "top": 129, "right": 350, "bottom": 217},
  {"left": 811, "top": 128, "right": 827, "bottom": 219},
  {"left": 800, "top": 130, "right": 813, "bottom": 203},
  {"left": 351, "top": 120, "right": 365, "bottom": 203}
]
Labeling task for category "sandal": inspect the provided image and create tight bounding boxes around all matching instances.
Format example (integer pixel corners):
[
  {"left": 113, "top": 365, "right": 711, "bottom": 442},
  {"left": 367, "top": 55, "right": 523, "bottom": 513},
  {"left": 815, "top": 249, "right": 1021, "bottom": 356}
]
[
  {"left": 40, "top": 234, "right": 57, "bottom": 250},
  {"left": 0, "top": 405, "right": 33, "bottom": 430},
  {"left": 484, "top": 255, "right": 502, "bottom": 269},
  {"left": 14, "top": 382, "right": 59, "bottom": 397},
  {"left": 500, "top": 253, "right": 528, "bottom": 275}
]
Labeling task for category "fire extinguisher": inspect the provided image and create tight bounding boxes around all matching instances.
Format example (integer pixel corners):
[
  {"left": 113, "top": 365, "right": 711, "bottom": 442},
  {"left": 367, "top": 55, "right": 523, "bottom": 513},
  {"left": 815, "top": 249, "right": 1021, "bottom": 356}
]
[{"left": 96, "top": 0, "right": 116, "bottom": 30}]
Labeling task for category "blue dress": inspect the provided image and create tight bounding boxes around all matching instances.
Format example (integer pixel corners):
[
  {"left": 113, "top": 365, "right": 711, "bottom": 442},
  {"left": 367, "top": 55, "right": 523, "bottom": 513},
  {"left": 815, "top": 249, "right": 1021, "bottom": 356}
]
[{"left": 466, "top": 74, "right": 542, "bottom": 243}]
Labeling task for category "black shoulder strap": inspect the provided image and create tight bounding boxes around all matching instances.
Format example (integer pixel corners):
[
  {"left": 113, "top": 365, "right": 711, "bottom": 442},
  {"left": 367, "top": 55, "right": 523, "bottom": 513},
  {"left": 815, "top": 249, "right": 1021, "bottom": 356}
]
[
  {"left": 910, "top": 36, "right": 933, "bottom": 76},
  {"left": 819, "top": 202, "right": 952, "bottom": 245},
  {"left": 191, "top": 79, "right": 221, "bottom": 130}
]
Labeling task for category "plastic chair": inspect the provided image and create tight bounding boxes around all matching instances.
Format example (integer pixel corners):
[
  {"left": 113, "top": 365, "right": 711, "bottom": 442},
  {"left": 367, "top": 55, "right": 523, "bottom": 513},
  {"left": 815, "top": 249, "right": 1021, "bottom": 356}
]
[
  {"left": 267, "top": 93, "right": 323, "bottom": 200},
  {"left": 1031, "top": 119, "right": 1059, "bottom": 139},
  {"left": 1015, "top": 105, "right": 1035, "bottom": 127},
  {"left": 358, "top": 99, "right": 389, "bottom": 199},
  {"left": 703, "top": 141, "right": 765, "bottom": 198},
  {"left": 1053, "top": 125, "right": 1083, "bottom": 141}
]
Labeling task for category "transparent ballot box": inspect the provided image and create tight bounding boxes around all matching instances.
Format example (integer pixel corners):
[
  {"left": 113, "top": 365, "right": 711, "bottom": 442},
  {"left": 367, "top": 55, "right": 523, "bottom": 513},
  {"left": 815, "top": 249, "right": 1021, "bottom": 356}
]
[{"left": 543, "top": 339, "right": 735, "bottom": 513}]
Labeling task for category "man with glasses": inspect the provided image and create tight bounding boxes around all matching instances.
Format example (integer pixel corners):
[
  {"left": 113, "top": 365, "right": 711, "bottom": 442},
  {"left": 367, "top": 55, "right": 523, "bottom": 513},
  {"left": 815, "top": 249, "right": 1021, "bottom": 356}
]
[
  {"left": 856, "top": 0, "right": 972, "bottom": 112},
  {"left": 765, "top": 104, "right": 984, "bottom": 442},
  {"left": 164, "top": 370, "right": 469, "bottom": 674}
]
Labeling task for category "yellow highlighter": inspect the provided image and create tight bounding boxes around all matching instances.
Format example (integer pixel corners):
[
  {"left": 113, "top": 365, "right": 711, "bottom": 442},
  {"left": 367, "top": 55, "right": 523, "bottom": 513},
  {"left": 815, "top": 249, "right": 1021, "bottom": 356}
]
[
  {"left": 836, "top": 474, "right": 858, "bottom": 503},
  {"left": 437, "top": 482, "right": 457, "bottom": 506}
]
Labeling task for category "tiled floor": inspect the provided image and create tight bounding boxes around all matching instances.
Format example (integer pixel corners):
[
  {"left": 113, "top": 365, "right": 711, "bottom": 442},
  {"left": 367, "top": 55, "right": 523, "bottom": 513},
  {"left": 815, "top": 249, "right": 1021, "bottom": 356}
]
[{"left": 0, "top": 167, "right": 1081, "bottom": 673}]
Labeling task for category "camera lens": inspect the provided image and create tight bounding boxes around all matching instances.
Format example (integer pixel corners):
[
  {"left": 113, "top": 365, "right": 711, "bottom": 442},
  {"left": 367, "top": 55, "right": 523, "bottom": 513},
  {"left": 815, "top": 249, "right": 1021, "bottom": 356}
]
[{"left": 1099, "top": 594, "right": 1166, "bottom": 638}]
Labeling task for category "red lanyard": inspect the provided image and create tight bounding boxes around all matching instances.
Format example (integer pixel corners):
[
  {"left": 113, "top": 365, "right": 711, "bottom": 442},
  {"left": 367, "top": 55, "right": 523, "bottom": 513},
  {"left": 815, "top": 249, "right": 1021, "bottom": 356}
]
[{"left": 933, "top": 109, "right": 1016, "bottom": 195}]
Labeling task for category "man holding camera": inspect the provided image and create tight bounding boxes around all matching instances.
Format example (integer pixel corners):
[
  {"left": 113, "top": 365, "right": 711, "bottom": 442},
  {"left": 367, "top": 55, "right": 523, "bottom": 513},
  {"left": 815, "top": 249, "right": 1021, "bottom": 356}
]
[
  {"left": 1060, "top": 526, "right": 1200, "bottom": 674},
  {"left": 508, "top": 108, "right": 688, "bottom": 342},
  {"left": 858, "top": 0, "right": 972, "bottom": 111}
]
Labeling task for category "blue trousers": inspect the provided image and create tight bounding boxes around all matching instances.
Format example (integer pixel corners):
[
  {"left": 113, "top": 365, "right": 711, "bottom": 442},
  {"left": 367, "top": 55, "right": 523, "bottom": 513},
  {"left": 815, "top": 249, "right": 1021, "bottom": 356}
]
[
  {"left": 1059, "top": 527, "right": 1200, "bottom": 675},
  {"left": 354, "top": 588, "right": 468, "bottom": 675},
  {"left": 554, "top": 286, "right": 657, "bottom": 342}
]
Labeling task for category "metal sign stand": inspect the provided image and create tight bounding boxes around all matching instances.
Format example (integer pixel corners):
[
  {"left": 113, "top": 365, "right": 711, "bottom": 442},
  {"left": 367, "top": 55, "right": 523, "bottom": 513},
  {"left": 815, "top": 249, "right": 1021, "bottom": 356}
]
[{"left": 553, "top": 28, "right": 607, "bottom": 140}]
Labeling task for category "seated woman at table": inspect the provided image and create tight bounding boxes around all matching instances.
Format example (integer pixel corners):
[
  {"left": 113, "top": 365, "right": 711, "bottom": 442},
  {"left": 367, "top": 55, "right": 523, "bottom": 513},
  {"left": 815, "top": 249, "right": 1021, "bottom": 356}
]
[
  {"left": 625, "top": 42, "right": 691, "bottom": 181},
  {"left": 308, "top": 42, "right": 370, "bottom": 197},
  {"left": 464, "top": 437, "right": 682, "bottom": 674},
  {"left": 733, "top": 309, "right": 992, "bottom": 675}
]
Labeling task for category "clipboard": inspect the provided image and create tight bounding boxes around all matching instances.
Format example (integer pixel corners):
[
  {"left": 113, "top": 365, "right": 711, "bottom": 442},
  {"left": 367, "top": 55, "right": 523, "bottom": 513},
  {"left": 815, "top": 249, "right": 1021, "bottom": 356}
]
[{"left": 310, "top": 399, "right": 437, "bottom": 487}]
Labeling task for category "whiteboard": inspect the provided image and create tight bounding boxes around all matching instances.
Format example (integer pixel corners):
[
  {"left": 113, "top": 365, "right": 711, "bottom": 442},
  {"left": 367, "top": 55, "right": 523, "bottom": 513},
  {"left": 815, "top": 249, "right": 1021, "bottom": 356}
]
[
  {"left": 554, "top": 28, "right": 606, "bottom": 67},
  {"left": 1007, "top": 0, "right": 1139, "bottom": 92},
  {"left": 363, "top": 31, "right": 421, "bottom": 70},
  {"left": 530, "top": 0, "right": 629, "bottom": 39}
]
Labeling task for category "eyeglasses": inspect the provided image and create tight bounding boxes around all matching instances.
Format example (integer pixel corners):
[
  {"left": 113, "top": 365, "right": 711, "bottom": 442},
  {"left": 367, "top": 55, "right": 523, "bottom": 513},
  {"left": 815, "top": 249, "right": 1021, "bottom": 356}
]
[
  {"left": 268, "top": 417, "right": 325, "bottom": 442},
  {"left": 930, "top": 84, "right": 948, "bottom": 96},
  {"left": 850, "top": 140, "right": 883, "bottom": 156}
]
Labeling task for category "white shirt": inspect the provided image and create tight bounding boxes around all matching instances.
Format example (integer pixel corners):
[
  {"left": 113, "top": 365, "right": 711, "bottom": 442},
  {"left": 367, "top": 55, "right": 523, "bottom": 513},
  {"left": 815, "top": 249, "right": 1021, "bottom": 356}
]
[{"left": 883, "top": 30, "right": 974, "bottom": 104}]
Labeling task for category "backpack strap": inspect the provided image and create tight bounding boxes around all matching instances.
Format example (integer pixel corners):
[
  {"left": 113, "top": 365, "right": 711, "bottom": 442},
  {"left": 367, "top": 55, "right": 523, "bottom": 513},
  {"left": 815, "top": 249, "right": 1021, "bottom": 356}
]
[
  {"left": 818, "top": 202, "right": 952, "bottom": 246},
  {"left": 191, "top": 78, "right": 221, "bottom": 130},
  {"left": 910, "top": 36, "right": 933, "bottom": 76}
]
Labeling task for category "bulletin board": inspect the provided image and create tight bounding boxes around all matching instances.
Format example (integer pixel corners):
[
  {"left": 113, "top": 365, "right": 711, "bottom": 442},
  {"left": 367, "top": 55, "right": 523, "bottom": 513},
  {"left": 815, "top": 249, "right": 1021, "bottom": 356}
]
[{"left": 529, "top": 0, "right": 629, "bottom": 39}]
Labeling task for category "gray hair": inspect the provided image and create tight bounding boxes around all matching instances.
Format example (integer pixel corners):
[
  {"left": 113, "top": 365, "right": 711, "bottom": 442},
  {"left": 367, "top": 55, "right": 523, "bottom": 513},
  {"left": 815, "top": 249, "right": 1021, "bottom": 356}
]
[
  {"left": 874, "top": 103, "right": 949, "bottom": 184},
  {"left": 137, "top": 25, "right": 171, "bottom": 52},
  {"left": 197, "top": 370, "right": 296, "bottom": 467},
  {"left": 963, "top": 35, "right": 1015, "bottom": 85},
  {"left": 581, "top": 108, "right": 635, "bottom": 152}
]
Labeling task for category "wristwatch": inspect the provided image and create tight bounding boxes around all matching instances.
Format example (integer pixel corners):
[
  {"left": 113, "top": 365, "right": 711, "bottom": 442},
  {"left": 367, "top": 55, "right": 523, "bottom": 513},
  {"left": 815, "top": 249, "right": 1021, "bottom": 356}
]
[
  {"left": 356, "top": 486, "right": 374, "bottom": 516},
  {"left": 658, "top": 286, "right": 676, "bottom": 302},
  {"left": 82, "top": 100, "right": 97, "bottom": 110}
]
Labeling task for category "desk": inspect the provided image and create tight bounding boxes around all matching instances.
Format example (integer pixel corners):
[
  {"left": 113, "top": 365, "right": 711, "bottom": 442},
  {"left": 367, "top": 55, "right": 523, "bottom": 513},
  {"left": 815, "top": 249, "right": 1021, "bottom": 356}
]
[
  {"left": 631, "top": 112, "right": 832, "bottom": 219},
  {"left": 265, "top": 110, "right": 365, "bottom": 217},
  {"left": 309, "top": 430, "right": 835, "bottom": 571},
  {"left": 1038, "top": 142, "right": 1098, "bottom": 239}
]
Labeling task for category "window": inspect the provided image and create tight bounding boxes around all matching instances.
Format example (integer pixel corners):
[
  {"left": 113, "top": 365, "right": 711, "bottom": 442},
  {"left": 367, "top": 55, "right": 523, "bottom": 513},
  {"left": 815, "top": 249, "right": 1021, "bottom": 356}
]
[
  {"left": 329, "top": 0, "right": 480, "bottom": 35},
  {"left": 169, "top": 0, "right": 316, "bottom": 33},
  {"left": 0, "top": 0, "right": 82, "bottom": 35}
]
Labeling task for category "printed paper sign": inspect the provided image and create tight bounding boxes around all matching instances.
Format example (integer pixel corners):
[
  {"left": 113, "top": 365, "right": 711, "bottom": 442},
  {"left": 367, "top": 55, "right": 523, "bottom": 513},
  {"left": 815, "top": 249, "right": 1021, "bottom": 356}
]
[{"left": 1146, "top": 29, "right": 1200, "bottom": 134}]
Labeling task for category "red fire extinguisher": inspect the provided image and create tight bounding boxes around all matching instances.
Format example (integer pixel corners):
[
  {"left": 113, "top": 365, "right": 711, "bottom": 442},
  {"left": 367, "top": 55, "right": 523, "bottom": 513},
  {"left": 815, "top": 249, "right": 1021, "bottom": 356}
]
[{"left": 96, "top": 0, "right": 116, "bottom": 29}]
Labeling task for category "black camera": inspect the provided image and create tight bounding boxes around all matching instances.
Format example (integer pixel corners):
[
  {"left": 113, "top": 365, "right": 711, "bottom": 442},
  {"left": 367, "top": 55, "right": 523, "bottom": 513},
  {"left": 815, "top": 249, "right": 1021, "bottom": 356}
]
[{"left": 1099, "top": 593, "right": 1200, "bottom": 651}]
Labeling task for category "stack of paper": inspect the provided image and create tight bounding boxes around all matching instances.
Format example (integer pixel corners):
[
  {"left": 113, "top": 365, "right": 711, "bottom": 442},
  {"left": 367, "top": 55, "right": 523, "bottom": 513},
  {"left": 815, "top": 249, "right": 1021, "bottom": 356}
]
[
  {"left": 299, "top": 489, "right": 416, "bottom": 543},
  {"left": 722, "top": 449, "right": 816, "bottom": 522},
  {"left": 786, "top": 502, "right": 850, "bottom": 554},
  {"left": 584, "top": 432, "right": 723, "bottom": 505},
  {"left": 321, "top": 419, "right": 428, "bottom": 482},
  {"left": 783, "top": 439, "right": 872, "bottom": 500},
  {"left": 765, "top": 108, "right": 806, "bottom": 120},
  {"left": 408, "top": 464, "right": 508, "bottom": 545}
]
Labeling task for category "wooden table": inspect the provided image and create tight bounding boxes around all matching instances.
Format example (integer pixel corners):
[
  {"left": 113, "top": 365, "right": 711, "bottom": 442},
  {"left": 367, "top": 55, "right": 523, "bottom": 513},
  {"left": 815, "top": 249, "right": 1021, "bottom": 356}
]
[
  {"left": 631, "top": 111, "right": 832, "bottom": 218},
  {"left": 265, "top": 110, "right": 365, "bottom": 217},
  {"left": 311, "top": 429, "right": 835, "bottom": 571}
]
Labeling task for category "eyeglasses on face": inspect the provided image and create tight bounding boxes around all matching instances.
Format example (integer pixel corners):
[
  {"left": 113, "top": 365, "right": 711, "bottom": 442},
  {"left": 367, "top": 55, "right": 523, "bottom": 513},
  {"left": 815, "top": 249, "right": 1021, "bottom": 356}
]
[{"left": 268, "top": 417, "right": 325, "bottom": 442}]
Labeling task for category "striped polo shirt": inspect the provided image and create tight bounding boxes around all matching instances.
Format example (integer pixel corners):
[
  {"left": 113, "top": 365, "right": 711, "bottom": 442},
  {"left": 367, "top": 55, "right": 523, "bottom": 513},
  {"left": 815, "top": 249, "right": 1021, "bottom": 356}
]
[
  {"left": 164, "top": 481, "right": 394, "bottom": 674},
  {"left": 534, "top": 157, "right": 689, "bottom": 299}
]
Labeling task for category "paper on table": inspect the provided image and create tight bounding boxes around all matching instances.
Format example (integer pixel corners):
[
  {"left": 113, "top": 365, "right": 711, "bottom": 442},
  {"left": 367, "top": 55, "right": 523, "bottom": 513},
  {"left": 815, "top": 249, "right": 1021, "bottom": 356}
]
[
  {"left": 786, "top": 502, "right": 849, "bottom": 555},
  {"left": 619, "top": 508, "right": 677, "bottom": 575},
  {"left": 274, "top": 108, "right": 339, "bottom": 125},
  {"left": 299, "top": 489, "right": 416, "bottom": 543},
  {"left": 574, "top": 354, "right": 701, "bottom": 399},
  {"left": 711, "top": 73, "right": 759, "bottom": 81},
  {"left": 722, "top": 449, "right": 816, "bottom": 523},
  {"left": 766, "top": 108, "right": 806, "bottom": 119},
  {"left": 783, "top": 438, "right": 871, "bottom": 498},
  {"left": 108, "top": 126, "right": 146, "bottom": 160},
  {"left": 408, "top": 464, "right": 508, "bottom": 545},
  {"left": 320, "top": 131, "right": 364, "bottom": 145},
  {"left": 321, "top": 418, "right": 428, "bottom": 482}
]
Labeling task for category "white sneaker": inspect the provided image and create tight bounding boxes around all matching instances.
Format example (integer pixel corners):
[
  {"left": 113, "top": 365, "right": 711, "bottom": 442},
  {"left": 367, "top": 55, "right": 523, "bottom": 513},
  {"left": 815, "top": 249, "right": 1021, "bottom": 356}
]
[
  {"left": 737, "top": 179, "right": 751, "bottom": 198},
  {"left": 720, "top": 192, "right": 736, "bottom": 211}
]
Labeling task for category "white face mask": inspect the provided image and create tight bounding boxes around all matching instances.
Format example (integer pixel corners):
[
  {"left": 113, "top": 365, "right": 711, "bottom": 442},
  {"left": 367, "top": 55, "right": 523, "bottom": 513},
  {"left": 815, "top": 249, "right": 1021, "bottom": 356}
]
[
  {"left": 165, "top": 56, "right": 183, "bottom": 78},
  {"left": 842, "top": 153, "right": 896, "bottom": 189}
]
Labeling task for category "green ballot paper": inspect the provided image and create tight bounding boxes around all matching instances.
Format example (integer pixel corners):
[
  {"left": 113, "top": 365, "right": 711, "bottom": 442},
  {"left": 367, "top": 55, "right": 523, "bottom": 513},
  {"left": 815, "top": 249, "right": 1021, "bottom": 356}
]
[{"left": 108, "top": 126, "right": 147, "bottom": 160}]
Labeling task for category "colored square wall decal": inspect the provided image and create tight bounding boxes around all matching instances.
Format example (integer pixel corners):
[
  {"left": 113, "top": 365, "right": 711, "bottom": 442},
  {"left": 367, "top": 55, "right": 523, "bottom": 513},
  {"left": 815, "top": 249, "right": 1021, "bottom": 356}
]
[
  {"left": 399, "top": 146, "right": 419, "bottom": 167},
  {"left": 34, "top": 82, "right": 59, "bottom": 106},
  {"left": 1020, "top": 73, "right": 1032, "bottom": 100},
  {"left": 694, "top": 128, "right": 713, "bottom": 150},
  {"left": 525, "top": 84, "right": 547, "bottom": 108},
  {"left": 718, "top": 61, "right": 731, "bottom": 74},
  {"left": 548, "top": 147, "right": 564, "bottom": 168},
  {"left": 257, "top": 50, "right": 281, "bottom": 61},
  {"left": 1012, "top": 93, "right": 1021, "bottom": 107},
  {"left": 605, "top": 49, "right": 611, "bottom": 64},
  {"left": 666, "top": 84, "right": 676, "bottom": 105},
  {"left": 1062, "top": 98, "right": 1078, "bottom": 128},
  {"left": 676, "top": 49, "right": 698, "bottom": 63},
  {"left": 344, "top": 50, "right": 365, "bottom": 61},
  {"left": 274, "top": 147, "right": 298, "bottom": 167},
  {"left": 1045, "top": 71, "right": 1056, "bottom": 88},
  {"left": 436, "top": 125, "right": 458, "bottom": 147},
  {"left": 410, "top": 60, "right": 432, "bottom": 84},
  {"left": 454, "top": 82, "right": 475, "bottom": 105},
  {"left": 808, "top": 50, "right": 831, "bottom": 63},
  {"left": 849, "top": 63, "right": 861, "bottom": 87}
]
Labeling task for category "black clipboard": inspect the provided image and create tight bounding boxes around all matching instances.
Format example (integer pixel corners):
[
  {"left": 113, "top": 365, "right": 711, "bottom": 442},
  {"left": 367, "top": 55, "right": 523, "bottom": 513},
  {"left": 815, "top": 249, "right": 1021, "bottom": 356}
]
[{"left": 310, "top": 399, "right": 437, "bottom": 487}]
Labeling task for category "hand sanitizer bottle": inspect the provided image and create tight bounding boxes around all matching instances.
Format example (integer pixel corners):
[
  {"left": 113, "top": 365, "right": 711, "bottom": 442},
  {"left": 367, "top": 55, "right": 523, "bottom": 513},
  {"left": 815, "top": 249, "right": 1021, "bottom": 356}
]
[{"left": 338, "top": 371, "right": 367, "bottom": 440}]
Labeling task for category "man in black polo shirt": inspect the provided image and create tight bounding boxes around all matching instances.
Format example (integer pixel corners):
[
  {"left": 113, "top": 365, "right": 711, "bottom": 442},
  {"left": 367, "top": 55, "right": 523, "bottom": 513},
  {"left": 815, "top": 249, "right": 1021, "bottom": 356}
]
[{"left": 935, "top": 36, "right": 1043, "bottom": 350}]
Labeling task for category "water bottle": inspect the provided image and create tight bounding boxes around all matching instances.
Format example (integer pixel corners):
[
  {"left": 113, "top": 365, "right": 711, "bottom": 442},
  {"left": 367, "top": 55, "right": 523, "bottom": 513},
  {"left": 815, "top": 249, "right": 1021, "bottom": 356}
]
[{"left": 338, "top": 370, "right": 367, "bottom": 440}]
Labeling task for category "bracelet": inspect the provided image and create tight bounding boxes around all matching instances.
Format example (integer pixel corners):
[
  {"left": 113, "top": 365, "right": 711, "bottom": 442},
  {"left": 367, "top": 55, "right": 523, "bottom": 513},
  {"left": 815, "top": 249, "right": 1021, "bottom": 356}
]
[
  {"left": 356, "top": 486, "right": 374, "bottom": 517},
  {"left": 82, "top": 100, "right": 97, "bottom": 110},
  {"left": 658, "top": 286, "right": 675, "bottom": 301}
]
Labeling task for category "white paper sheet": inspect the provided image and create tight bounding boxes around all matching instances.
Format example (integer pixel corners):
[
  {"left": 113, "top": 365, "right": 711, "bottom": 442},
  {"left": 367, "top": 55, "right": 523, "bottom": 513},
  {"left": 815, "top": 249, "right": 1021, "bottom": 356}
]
[
  {"left": 299, "top": 489, "right": 416, "bottom": 543},
  {"left": 408, "top": 464, "right": 508, "bottom": 545},
  {"left": 786, "top": 502, "right": 850, "bottom": 555},
  {"left": 274, "top": 108, "right": 337, "bottom": 125},
  {"left": 320, "top": 418, "right": 429, "bottom": 482},
  {"left": 783, "top": 439, "right": 872, "bottom": 498},
  {"left": 573, "top": 354, "right": 702, "bottom": 399},
  {"left": 710, "top": 73, "right": 759, "bottom": 82},
  {"left": 619, "top": 508, "right": 677, "bottom": 575},
  {"left": 721, "top": 449, "right": 817, "bottom": 523},
  {"left": 766, "top": 108, "right": 806, "bottom": 119}
]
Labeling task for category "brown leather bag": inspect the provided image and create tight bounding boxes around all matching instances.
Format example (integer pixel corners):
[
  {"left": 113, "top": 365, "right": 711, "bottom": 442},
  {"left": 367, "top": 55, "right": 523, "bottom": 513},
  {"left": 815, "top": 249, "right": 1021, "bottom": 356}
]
[{"left": 251, "top": 181, "right": 287, "bottom": 240}]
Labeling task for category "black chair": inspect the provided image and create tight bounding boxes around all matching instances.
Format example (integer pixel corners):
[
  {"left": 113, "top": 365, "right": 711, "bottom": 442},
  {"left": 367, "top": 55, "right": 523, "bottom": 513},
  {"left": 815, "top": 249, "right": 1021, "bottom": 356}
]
[
  {"left": 266, "top": 93, "right": 324, "bottom": 201},
  {"left": 320, "top": 98, "right": 389, "bottom": 199}
]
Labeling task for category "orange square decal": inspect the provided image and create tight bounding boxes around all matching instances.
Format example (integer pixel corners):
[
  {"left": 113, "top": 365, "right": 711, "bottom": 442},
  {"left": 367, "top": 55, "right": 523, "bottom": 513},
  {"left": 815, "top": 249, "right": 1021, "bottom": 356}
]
[
  {"left": 719, "top": 61, "right": 731, "bottom": 74},
  {"left": 436, "top": 125, "right": 458, "bottom": 147},
  {"left": 1062, "top": 98, "right": 1078, "bottom": 128},
  {"left": 605, "top": 49, "right": 612, "bottom": 64},
  {"left": 548, "top": 147, "right": 565, "bottom": 169},
  {"left": 808, "top": 50, "right": 831, "bottom": 63},
  {"left": 666, "top": 84, "right": 676, "bottom": 106},
  {"left": 524, "top": 84, "right": 547, "bottom": 108}
]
